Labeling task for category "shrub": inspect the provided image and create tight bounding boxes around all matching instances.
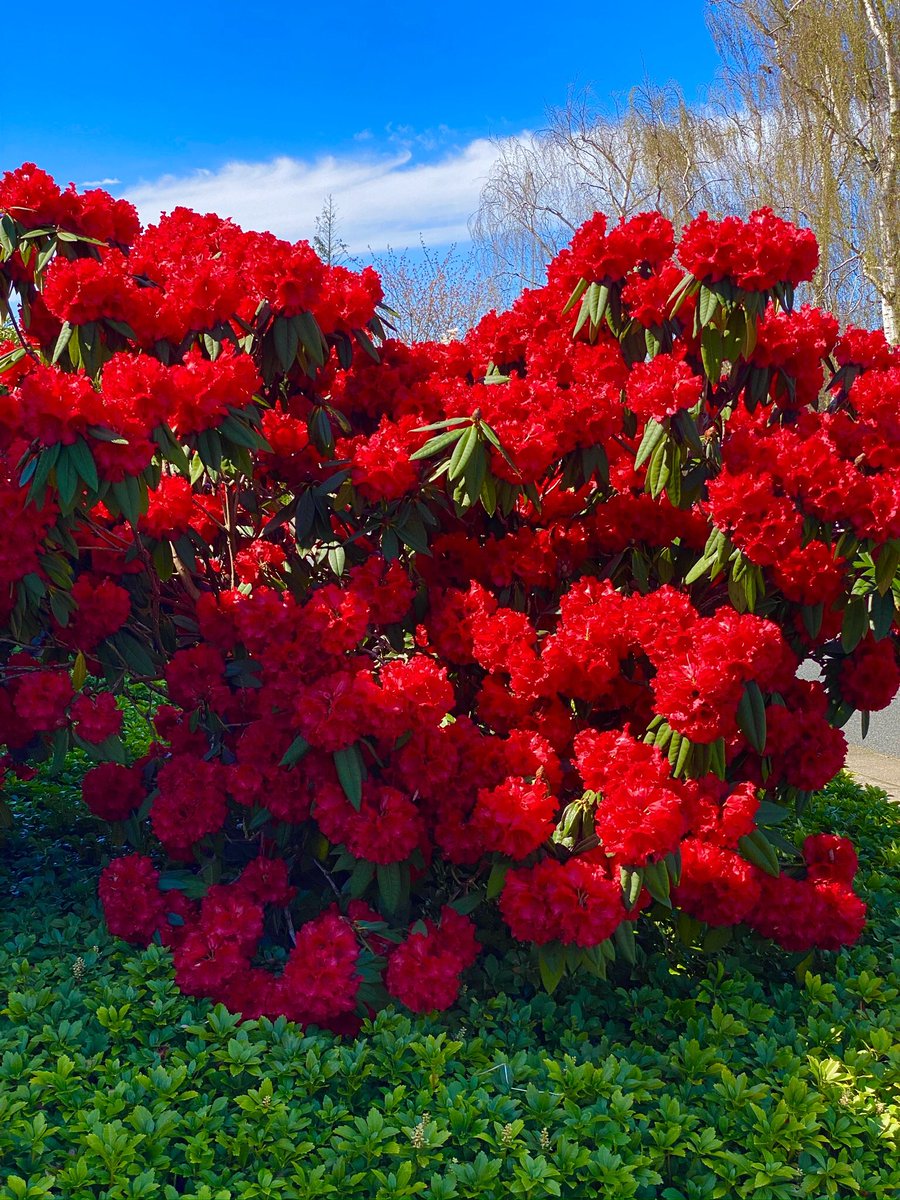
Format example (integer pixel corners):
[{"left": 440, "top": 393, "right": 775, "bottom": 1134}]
[
  {"left": 0, "top": 774, "right": 898, "bottom": 1198},
  {"left": 0, "top": 165, "right": 898, "bottom": 1025}
]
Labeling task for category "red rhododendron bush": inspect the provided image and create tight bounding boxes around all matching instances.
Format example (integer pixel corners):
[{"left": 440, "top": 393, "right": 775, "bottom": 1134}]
[{"left": 1, "top": 164, "right": 899, "bottom": 1026}]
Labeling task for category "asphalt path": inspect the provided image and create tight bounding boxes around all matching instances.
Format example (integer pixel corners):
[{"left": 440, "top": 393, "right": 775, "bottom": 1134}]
[{"left": 845, "top": 697, "right": 899, "bottom": 756}]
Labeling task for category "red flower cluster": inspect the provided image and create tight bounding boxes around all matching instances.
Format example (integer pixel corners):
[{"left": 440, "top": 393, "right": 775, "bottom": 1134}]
[
  {"left": 2, "top": 168, "right": 894, "bottom": 1030},
  {"left": 501, "top": 857, "right": 629, "bottom": 947},
  {"left": 678, "top": 208, "right": 819, "bottom": 290},
  {"left": 385, "top": 908, "right": 479, "bottom": 1012}
]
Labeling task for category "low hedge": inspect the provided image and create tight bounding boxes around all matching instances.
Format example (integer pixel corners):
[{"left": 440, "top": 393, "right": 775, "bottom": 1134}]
[{"left": 1, "top": 773, "right": 898, "bottom": 1199}]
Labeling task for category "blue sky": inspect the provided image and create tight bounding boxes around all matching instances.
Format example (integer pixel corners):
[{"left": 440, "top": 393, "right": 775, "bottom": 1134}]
[{"left": 2, "top": 1, "right": 719, "bottom": 250}]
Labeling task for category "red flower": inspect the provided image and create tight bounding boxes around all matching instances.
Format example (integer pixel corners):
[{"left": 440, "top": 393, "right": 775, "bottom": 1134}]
[
  {"left": 839, "top": 636, "right": 900, "bottom": 712},
  {"left": 280, "top": 908, "right": 361, "bottom": 1025},
  {"left": 13, "top": 669, "right": 73, "bottom": 733},
  {"left": 151, "top": 756, "right": 229, "bottom": 859},
  {"left": 671, "top": 838, "right": 762, "bottom": 926},
  {"left": 16, "top": 365, "right": 104, "bottom": 445},
  {"left": 70, "top": 692, "right": 123, "bottom": 743},
  {"left": 386, "top": 907, "right": 479, "bottom": 1013},
  {"left": 500, "top": 856, "right": 627, "bottom": 947},
  {"left": 679, "top": 209, "right": 818, "bottom": 290},
  {"left": 626, "top": 355, "right": 702, "bottom": 422},
  {"left": 470, "top": 776, "right": 557, "bottom": 859},
  {"left": 82, "top": 762, "right": 144, "bottom": 821},
  {"left": 99, "top": 854, "right": 166, "bottom": 945},
  {"left": 802, "top": 834, "right": 858, "bottom": 885}
]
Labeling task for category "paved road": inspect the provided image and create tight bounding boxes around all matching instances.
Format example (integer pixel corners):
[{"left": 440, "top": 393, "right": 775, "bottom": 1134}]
[
  {"left": 844, "top": 696, "right": 899, "bottom": 800},
  {"left": 844, "top": 697, "right": 899, "bottom": 757},
  {"left": 795, "top": 659, "right": 898, "bottom": 757},
  {"left": 794, "top": 659, "right": 898, "bottom": 797}
]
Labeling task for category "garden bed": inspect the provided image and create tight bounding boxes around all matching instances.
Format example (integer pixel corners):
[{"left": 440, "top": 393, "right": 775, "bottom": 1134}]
[{"left": 1, "top": 772, "right": 898, "bottom": 1199}]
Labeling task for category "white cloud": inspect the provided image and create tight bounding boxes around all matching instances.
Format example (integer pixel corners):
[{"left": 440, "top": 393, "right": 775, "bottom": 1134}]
[{"left": 123, "top": 139, "right": 511, "bottom": 254}]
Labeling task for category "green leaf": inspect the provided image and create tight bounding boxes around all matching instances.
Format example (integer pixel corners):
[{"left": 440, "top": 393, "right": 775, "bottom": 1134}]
[
  {"left": 841, "top": 595, "right": 869, "bottom": 653},
  {"left": 26, "top": 442, "right": 61, "bottom": 503},
  {"left": 672, "top": 733, "right": 693, "bottom": 778},
  {"left": 395, "top": 510, "right": 430, "bottom": 555},
  {"left": 486, "top": 861, "right": 509, "bottom": 901},
  {"left": 561, "top": 277, "right": 589, "bottom": 316},
  {"left": 112, "top": 631, "right": 158, "bottom": 677},
  {"left": 334, "top": 744, "right": 364, "bottom": 810},
  {"left": 460, "top": 441, "right": 488, "bottom": 508},
  {"left": 413, "top": 416, "right": 471, "bottom": 433},
  {"left": 700, "top": 326, "right": 723, "bottom": 382},
  {"left": 756, "top": 800, "right": 791, "bottom": 826},
  {"left": 736, "top": 681, "right": 767, "bottom": 754},
  {"left": 664, "top": 848, "right": 682, "bottom": 886},
  {"left": 634, "top": 418, "right": 667, "bottom": 469},
  {"left": 647, "top": 440, "right": 670, "bottom": 498},
  {"left": 273, "top": 315, "right": 300, "bottom": 372},
  {"left": 708, "top": 737, "right": 727, "bottom": 780},
  {"left": 446, "top": 424, "right": 478, "bottom": 483},
  {"left": 218, "top": 414, "right": 270, "bottom": 451},
  {"left": 49, "top": 587, "right": 75, "bottom": 627},
  {"left": 537, "top": 942, "right": 566, "bottom": 994},
  {"left": 72, "top": 651, "right": 87, "bottom": 691},
  {"left": 354, "top": 328, "right": 380, "bottom": 362},
  {"left": 573, "top": 293, "right": 593, "bottom": 338},
  {"left": 51, "top": 321, "right": 74, "bottom": 364},
  {"left": 307, "top": 407, "right": 334, "bottom": 456},
  {"left": 110, "top": 476, "right": 144, "bottom": 524},
  {"left": 296, "top": 311, "right": 327, "bottom": 367},
  {"left": 68, "top": 438, "right": 99, "bottom": 492},
  {"left": 409, "top": 427, "right": 466, "bottom": 462},
  {"left": 589, "top": 282, "right": 609, "bottom": 328},
  {"left": 448, "top": 890, "right": 482, "bottom": 916},
  {"left": 871, "top": 588, "right": 896, "bottom": 641},
  {"left": 55, "top": 447, "right": 79, "bottom": 507},
  {"left": 280, "top": 735, "right": 310, "bottom": 767},
  {"left": 347, "top": 859, "right": 375, "bottom": 899},
  {"left": 683, "top": 554, "right": 714, "bottom": 586},
  {"left": 327, "top": 544, "right": 346, "bottom": 576},
  {"left": 671, "top": 409, "right": 703, "bottom": 455},
  {"left": 738, "top": 829, "right": 780, "bottom": 877},
  {"left": 159, "top": 871, "right": 208, "bottom": 900},
  {"left": 152, "top": 426, "right": 191, "bottom": 475},
  {"left": 620, "top": 866, "right": 644, "bottom": 910},
  {"left": 642, "top": 861, "right": 671, "bottom": 906},
  {"left": 612, "top": 920, "right": 636, "bottom": 965},
  {"left": 0, "top": 213, "right": 17, "bottom": 257},
  {"left": 702, "top": 926, "right": 733, "bottom": 953},
  {"left": 697, "top": 284, "right": 719, "bottom": 328},
  {"left": 197, "top": 429, "right": 223, "bottom": 473},
  {"left": 376, "top": 862, "right": 403, "bottom": 915},
  {"left": 801, "top": 602, "right": 824, "bottom": 640},
  {"left": 151, "top": 540, "right": 174, "bottom": 581},
  {"left": 668, "top": 271, "right": 697, "bottom": 316},
  {"left": 105, "top": 318, "right": 138, "bottom": 340},
  {"left": 874, "top": 540, "right": 900, "bottom": 595}
]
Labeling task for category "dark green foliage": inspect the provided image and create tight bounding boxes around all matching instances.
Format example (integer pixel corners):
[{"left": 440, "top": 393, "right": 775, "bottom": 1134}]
[{"left": 1, "top": 774, "right": 898, "bottom": 1198}]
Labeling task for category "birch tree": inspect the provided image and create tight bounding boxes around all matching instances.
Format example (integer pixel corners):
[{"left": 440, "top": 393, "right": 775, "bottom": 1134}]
[
  {"left": 474, "top": 0, "right": 900, "bottom": 338},
  {"left": 709, "top": 0, "right": 899, "bottom": 340}
]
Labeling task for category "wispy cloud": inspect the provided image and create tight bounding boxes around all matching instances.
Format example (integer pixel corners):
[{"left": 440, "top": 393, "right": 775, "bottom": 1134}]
[
  {"left": 81, "top": 177, "right": 121, "bottom": 188},
  {"left": 123, "top": 139, "right": 512, "bottom": 253}
]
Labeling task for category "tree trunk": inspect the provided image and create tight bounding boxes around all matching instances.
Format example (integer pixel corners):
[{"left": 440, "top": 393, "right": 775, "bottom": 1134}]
[{"left": 881, "top": 296, "right": 899, "bottom": 345}]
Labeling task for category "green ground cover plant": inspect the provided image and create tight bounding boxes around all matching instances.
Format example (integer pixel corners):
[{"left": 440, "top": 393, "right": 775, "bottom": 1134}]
[{"left": 1, "top": 769, "right": 897, "bottom": 1199}]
